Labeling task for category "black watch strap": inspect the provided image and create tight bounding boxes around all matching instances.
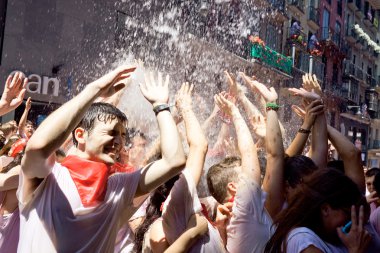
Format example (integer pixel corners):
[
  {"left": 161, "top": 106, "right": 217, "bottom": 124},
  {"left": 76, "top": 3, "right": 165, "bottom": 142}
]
[{"left": 153, "top": 104, "right": 171, "bottom": 115}]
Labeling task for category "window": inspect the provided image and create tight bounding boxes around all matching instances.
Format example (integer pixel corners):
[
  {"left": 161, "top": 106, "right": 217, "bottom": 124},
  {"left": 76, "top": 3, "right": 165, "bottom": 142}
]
[
  {"left": 334, "top": 21, "right": 341, "bottom": 45},
  {"left": 265, "top": 24, "right": 280, "bottom": 51},
  {"left": 322, "top": 9, "right": 330, "bottom": 40},
  {"left": 0, "top": 0, "right": 7, "bottom": 65},
  {"left": 337, "top": 0, "right": 343, "bottom": 16}
]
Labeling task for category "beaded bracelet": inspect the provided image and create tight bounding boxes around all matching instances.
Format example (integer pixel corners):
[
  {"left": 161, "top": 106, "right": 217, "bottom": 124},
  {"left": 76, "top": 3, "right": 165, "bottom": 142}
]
[{"left": 266, "top": 102, "right": 280, "bottom": 111}]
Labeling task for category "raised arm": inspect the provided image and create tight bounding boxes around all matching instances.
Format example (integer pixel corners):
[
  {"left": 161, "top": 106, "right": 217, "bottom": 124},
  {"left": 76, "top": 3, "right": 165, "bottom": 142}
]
[
  {"left": 0, "top": 72, "right": 28, "bottom": 116},
  {"left": 18, "top": 97, "right": 31, "bottom": 138},
  {"left": 285, "top": 100, "right": 324, "bottom": 156},
  {"left": 136, "top": 72, "right": 186, "bottom": 197},
  {"left": 241, "top": 73, "right": 285, "bottom": 217},
  {"left": 327, "top": 125, "right": 365, "bottom": 193},
  {"left": 215, "top": 92, "right": 260, "bottom": 184},
  {"left": 289, "top": 74, "right": 327, "bottom": 169},
  {"left": 0, "top": 165, "right": 20, "bottom": 191},
  {"left": 21, "top": 66, "right": 136, "bottom": 192},
  {"left": 176, "top": 83, "right": 208, "bottom": 185}
]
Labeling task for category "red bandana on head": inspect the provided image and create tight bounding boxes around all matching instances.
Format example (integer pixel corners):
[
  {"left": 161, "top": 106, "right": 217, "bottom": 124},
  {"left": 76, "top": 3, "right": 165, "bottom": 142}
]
[{"left": 61, "top": 155, "right": 110, "bottom": 207}]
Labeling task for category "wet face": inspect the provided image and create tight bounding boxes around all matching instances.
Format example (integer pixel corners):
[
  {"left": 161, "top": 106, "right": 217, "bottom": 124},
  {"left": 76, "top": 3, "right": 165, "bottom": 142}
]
[
  {"left": 366, "top": 176, "right": 376, "bottom": 193},
  {"left": 84, "top": 119, "right": 126, "bottom": 165},
  {"left": 24, "top": 123, "right": 35, "bottom": 138}
]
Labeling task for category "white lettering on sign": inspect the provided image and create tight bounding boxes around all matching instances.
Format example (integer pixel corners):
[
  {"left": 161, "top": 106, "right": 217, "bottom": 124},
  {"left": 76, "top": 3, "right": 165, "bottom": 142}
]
[{"left": 9, "top": 71, "right": 60, "bottom": 97}]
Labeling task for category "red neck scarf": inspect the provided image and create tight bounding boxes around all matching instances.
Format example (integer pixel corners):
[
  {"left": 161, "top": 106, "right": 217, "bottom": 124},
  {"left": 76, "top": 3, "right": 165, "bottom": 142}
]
[{"left": 61, "top": 155, "right": 110, "bottom": 207}]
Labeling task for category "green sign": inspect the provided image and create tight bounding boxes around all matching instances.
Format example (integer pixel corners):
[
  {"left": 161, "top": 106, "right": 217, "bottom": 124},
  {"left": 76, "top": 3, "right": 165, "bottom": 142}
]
[{"left": 250, "top": 43, "right": 292, "bottom": 74}]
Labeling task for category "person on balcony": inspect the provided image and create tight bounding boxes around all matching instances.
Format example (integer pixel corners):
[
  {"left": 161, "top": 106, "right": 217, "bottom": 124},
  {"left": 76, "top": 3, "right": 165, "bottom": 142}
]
[
  {"left": 308, "top": 34, "right": 321, "bottom": 56},
  {"left": 290, "top": 21, "right": 303, "bottom": 44}
]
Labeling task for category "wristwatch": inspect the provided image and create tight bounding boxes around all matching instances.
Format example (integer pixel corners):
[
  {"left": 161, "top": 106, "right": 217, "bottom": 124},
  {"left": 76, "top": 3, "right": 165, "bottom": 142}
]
[{"left": 153, "top": 103, "right": 171, "bottom": 115}]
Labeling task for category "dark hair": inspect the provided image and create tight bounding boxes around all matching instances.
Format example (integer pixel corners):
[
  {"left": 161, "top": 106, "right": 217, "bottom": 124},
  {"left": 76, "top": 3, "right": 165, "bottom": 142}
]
[
  {"left": 25, "top": 120, "right": 34, "bottom": 127},
  {"left": 265, "top": 169, "right": 368, "bottom": 253},
  {"left": 327, "top": 160, "right": 345, "bottom": 174},
  {"left": 1, "top": 152, "right": 23, "bottom": 173},
  {"left": 126, "top": 128, "right": 146, "bottom": 148},
  {"left": 72, "top": 102, "right": 127, "bottom": 146},
  {"left": 365, "top": 167, "right": 380, "bottom": 177},
  {"left": 284, "top": 155, "right": 318, "bottom": 188},
  {"left": 0, "top": 122, "right": 17, "bottom": 137},
  {"left": 373, "top": 173, "right": 380, "bottom": 193},
  {"left": 134, "top": 174, "right": 179, "bottom": 252},
  {"left": 207, "top": 156, "right": 241, "bottom": 204}
]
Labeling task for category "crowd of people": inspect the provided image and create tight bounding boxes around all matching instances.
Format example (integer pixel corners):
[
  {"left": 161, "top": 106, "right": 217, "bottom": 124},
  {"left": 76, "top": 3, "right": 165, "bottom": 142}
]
[{"left": 0, "top": 65, "right": 379, "bottom": 253}]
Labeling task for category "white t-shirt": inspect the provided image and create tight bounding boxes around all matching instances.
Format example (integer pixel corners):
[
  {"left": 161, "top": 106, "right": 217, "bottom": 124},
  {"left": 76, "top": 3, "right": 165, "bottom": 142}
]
[
  {"left": 144, "top": 168, "right": 225, "bottom": 252},
  {"left": 17, "top": 162, "right": 145, "bottom": 253},
  {"left": 226, "top": 175, "right": 274, "bottom": 253},
  {"left": 114, "top": 198, "right": 149, "bottom": 253},
  {"left": 287, "top": 227, "right": 346, "bottom": 253}
]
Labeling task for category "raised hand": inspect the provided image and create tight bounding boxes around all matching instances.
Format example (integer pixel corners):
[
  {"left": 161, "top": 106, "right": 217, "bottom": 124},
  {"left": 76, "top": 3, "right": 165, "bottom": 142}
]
[
  {"left": 214, "top": 91, "right": 237, "bottom": 117},
  {"left": 366, "top": 191, "right": 379, "bottom": 204},
  {"left": 25, "top": 97, "right": 32, "bottom": 111},
  {"left": 251, "top": 114, "right": 267, "bottom": 139},
  {"left": 239, "top": 72, "right": 278, "bottom": 102},
  {"left": 302, "top": 73, "right": 322, "bottom": 96},
  {"left": 214, "top": 202, "right": 233, "bottom": 229},
  {"left": 288, "top": 87, "right": 321, "bottom": 102},
  {"left": 225, "top": 71, "right": 243, "bottom": 99},
  {"left": 140, "top": 71, "right": 169, "bottom": 106},
  {"left": 175, "top": 82, "right": 194, "bottom": 113},
  {"left": 93, "top": 65, "right": 136, "bottom": 99},
  {"left": 0, "top": 72, "right": 28, "bottom": 116},
  {"left": 293, "top": 100, "right": 324, "bottom": 129},
  {"left": 337, "top": 206, "right": 372, "bottom": 253}
]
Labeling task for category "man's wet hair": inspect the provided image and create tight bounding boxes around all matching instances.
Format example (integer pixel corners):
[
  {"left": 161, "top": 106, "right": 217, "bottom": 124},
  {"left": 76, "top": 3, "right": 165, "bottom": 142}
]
[
  {"left": 207, "top": 156, "right": 241, "bottom": 204},
  {"left": 365, "top": 167, "right": 380, "bottom": 178},
  {"left": 72, "top": 102, "right": 127, "bottom": 146}
]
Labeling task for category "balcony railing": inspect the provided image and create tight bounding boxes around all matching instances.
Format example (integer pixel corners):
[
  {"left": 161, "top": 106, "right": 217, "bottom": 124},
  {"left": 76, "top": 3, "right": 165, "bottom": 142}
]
[
  {"left": 287, "top": 27, "right": 307, "bottom": 48},
  {"left": 320, "top": 27, "right": 341, "bottom": 47},
  {"left": 250, "top": 42, "right": 292, "bottom": 74},
  {"left": 312, "top": 57, "right": 325, "bottom": 81},
  {"left": 356, "top": 67, "right": 363, "bottom": 80},
  {"left": 294, "top": 51, "right": 310, "bottom": 73},
  {"left": 372, "top": 140, "right": 380, "bottom": 149},
  {"left": 288, "top": 0, "right": 304, "bottom": 12},
  {"left": 308, "top": 6, "right": 319, "bottom": 25},
  {"left": 267, "top": 0, "right": 285, "bottom": 12}
]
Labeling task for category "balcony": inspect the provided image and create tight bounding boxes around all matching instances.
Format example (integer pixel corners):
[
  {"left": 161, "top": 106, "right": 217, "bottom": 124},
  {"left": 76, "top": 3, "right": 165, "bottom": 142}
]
[
  {"left": 348, "top": 0, "right": 358, "bottom": 11},
  {"left": 312, "top": 57, "right": 325, "bottom": 81},
  {"left": 267, "top": 0, "right": 286, "bottom": 20},
  {"left": 346, "top": 26, "right": 358, "bottom": 44},
  {"left": 307, "top": 6, "right": 320, "bottom": 30},
  {"left": 355, "top": 0, "right": 364, "bottom": 19},
  {"left": 294, "top": 51, "right": 310, "bottom": 73},
  {"left": 371, "top": 140, "right": 380, "bottom": 149},
  {"left": 355, "top": 37, "right": 365, "bottom": 49},
  {"left": 249, "top": 42, "right": 292, "bottom": 75},
  {"left": 371, "top": 17, "right": 379, "bottom": 33},
  {"left": 319, "top": 27, "right": 341, "bottom": 48},
  {"left": 356, "top": 67, "right": 364, "bottom": 80},
  {"left": 344, "top": 61, "right": 356, "bottom": 76},
  {"left": 287, "top": 27, "right": 307, "bottom": 49},
  {"left": 287, "top": 0, "right": 305, "bottom": 15}
]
